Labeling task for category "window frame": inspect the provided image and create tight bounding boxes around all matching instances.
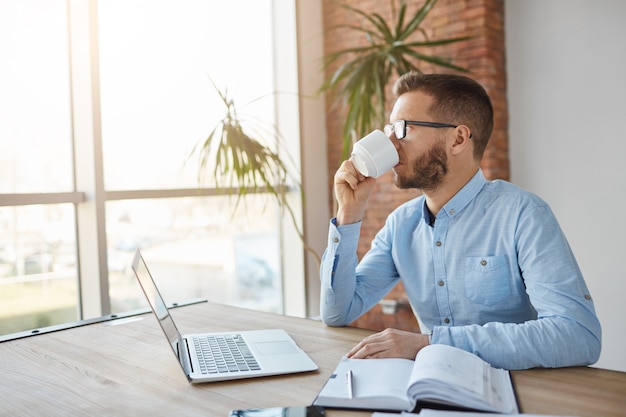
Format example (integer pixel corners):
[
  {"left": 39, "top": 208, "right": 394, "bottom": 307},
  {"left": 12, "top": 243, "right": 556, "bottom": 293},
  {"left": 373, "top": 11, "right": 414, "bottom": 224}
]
[{"left": 1, "top": 0, "right": 324, "bottom": 325}]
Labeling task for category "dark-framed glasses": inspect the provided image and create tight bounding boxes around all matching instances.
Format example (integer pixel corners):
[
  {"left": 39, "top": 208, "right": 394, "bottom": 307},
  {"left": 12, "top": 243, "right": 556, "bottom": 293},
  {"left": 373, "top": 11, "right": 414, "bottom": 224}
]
[{"left": 384, "top": 119, "right": 472, "bottom": 139}]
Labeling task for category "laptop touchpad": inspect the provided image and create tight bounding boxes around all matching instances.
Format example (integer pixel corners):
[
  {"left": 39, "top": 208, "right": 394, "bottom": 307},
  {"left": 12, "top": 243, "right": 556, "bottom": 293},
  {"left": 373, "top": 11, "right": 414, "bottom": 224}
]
[{"left": 254, "top": 341, "right": 298, "bottom": 356}]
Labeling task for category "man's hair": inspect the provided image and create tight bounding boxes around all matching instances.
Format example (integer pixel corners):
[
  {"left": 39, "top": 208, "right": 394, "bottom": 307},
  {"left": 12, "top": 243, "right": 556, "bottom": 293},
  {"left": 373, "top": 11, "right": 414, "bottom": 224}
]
[{"left": 393, "top": 72, "right": 494, "bottom": 160}]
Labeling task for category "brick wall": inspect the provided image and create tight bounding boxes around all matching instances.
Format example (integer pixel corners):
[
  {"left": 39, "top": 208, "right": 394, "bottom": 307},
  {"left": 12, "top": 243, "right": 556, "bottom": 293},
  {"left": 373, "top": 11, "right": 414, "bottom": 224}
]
[{"left": 321, "top": 0, "right": 508, "bottom": 332}]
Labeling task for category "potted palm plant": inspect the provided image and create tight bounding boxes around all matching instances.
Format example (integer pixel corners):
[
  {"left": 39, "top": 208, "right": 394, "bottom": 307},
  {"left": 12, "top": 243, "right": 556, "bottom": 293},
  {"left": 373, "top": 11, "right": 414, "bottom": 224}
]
[
  {"left": 189, "top": 79, "right": 320, "bottom": 266},
  {"left": 320, "top": 0, "right": 471, "bottom": 159}
]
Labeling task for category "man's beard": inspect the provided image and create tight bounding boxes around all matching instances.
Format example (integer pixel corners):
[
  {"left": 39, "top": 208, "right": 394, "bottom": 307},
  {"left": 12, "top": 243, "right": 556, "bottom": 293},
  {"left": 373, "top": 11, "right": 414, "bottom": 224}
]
[{"left": 395, "top": 141, "right": 448, "bottom": 191}]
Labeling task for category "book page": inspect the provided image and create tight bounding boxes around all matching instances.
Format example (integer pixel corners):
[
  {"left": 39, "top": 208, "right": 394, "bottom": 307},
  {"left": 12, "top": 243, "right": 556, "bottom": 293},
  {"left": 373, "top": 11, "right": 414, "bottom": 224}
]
[
  {"left": 313, "top": 356, "right": 414, "bottom": 411},
  {"left": 405, "top": 344, "right": 518, "bottom": 413},
  {"left": 417, "top": 411, "right": 576, "bottom": 417},
  {"left": 408, "top": 344, "right": 484, "bottom": 395}
]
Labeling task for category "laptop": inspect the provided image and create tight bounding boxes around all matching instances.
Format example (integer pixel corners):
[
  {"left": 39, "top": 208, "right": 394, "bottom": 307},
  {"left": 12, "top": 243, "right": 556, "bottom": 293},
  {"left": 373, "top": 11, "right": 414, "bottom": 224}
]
[{"left": 131, "top": 249, "right": 318, "bottom": 383}]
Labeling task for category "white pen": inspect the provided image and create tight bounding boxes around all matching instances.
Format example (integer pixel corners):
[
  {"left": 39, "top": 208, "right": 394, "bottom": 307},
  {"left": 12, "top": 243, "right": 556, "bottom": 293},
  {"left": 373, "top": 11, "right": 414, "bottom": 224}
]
[{"left": 346, "top": 369, "right": 354, "bottom": 399}]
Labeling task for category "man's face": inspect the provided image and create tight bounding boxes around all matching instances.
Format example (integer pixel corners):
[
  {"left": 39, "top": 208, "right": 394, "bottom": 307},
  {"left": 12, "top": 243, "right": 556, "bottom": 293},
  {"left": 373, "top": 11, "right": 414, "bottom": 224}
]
[{"left": 389, "top": 91, "right": 448, "bottom": 191}]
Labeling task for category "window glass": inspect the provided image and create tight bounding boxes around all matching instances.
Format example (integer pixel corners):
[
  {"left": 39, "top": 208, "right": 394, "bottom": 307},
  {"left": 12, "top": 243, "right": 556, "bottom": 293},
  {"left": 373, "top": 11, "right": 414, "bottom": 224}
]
[
  {"left": 99, "top": 0, "right": 285, "bottom": 314},
  {"left": 0, "top": 0, "right": 290, "bottom": 336},
  {"left": 0, "top": 0, "right": 73, "bottom": 193},
  {"left": 107, "top": 195, "right": 282, "bottom": 314},
  {"left": 98, "top": 0, "right": 276, "bottom": 190},
  {"left": 0, "top": 204, "right": 79, "bottom": 334}
]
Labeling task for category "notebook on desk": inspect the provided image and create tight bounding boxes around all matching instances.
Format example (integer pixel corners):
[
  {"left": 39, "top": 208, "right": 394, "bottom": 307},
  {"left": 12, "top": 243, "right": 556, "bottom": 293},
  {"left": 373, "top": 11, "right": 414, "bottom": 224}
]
[{"left": 131, "top": 249, "right": 318, "bottom": 383}]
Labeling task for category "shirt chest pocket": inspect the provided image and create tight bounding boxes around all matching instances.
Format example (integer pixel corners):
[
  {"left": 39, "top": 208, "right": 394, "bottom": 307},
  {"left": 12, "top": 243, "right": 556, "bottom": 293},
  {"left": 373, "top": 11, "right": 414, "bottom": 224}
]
[{"left": 464, "top": 255, "right": 511, "bottom": 305}]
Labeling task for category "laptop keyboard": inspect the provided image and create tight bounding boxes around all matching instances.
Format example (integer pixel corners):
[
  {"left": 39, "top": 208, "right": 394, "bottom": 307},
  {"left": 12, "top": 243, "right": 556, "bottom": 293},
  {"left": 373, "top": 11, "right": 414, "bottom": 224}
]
[{"left": 192, "top": 334, "right": 261, "bottom": 374}]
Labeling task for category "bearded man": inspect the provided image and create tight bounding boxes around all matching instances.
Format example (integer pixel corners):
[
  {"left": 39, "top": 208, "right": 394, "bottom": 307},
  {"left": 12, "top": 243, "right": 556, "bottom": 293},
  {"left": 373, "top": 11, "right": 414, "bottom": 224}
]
[{"left": 320, "top": 72, "right": 601, "bottom": 370}]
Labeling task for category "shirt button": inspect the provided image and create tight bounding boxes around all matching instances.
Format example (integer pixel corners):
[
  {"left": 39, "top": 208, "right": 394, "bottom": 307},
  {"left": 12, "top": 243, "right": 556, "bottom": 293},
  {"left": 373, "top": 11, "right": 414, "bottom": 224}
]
[
  {"left": 444, "top": 318, "right": 450, "bottom": 324},
  {"left": 480, "top": 259, "right": 487, "bottom": 266},
  {"left": 438, "top": 280, "right": 445, "bottom": 286},
  {"left": 333, "top": 237, "right": 339, "bottom": 243},
  {"left": 435, "top": 241, "right": 442, "bottom": 247},
  {"left": 585, "top": 294, "right": 592, "bottom": 300},
  {"left": 449, "top": 209, "right": 455, "bottom": 215}
]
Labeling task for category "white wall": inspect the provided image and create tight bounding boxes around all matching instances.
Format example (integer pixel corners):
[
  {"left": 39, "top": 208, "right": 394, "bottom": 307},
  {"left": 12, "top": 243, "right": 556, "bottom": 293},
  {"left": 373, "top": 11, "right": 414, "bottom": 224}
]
[{"left": 506, "top": 0, "right": 626, "bottom": 372}]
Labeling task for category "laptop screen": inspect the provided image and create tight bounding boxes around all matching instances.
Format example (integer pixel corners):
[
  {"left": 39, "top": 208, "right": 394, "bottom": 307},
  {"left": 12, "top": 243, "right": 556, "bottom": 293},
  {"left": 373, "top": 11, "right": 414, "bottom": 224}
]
[{"left": 132, "top": 250, "right": 184, "bottom": 361}]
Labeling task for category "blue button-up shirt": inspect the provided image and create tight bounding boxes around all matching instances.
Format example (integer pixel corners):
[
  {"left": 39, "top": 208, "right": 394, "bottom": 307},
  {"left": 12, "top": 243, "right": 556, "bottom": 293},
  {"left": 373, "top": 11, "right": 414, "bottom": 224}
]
[{"left": 320, "top": 170, "right": 601, "bottom": 370}]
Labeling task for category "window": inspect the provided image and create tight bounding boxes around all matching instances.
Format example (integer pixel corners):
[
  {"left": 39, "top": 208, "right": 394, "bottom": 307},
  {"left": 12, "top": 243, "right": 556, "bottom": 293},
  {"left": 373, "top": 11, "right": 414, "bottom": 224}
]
[
  {"left": 0, "top": 0, "right": 79, "bottom": 333},
  {"left": 0, "top": 0, "right": 305, "bottom": 336}
]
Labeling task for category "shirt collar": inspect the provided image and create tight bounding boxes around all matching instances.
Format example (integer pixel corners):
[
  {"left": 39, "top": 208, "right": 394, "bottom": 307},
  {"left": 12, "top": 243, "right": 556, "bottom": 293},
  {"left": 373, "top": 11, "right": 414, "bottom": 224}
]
[{"left": 421, "top": 170, "right": 487, "bottom": 225}]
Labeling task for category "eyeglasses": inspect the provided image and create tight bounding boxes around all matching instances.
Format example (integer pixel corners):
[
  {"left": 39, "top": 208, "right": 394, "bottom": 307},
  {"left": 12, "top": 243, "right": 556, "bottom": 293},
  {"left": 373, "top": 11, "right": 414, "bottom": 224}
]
[{"left": 384, "top": 120, "right": 472, "bottom": 140}]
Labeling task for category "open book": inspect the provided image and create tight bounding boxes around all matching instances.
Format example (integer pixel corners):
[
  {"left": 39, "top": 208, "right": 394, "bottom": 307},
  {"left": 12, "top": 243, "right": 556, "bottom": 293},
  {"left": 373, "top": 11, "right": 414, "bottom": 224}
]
[{"left": 313, "top": 344, "right": 519, "bottom": 414}]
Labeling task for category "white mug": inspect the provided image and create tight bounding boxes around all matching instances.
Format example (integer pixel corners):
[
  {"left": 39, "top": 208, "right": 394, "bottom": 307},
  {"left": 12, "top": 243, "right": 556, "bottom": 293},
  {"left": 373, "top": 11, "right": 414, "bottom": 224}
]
[{"left": 350, "top": 129, "right": 399, "bottom": 178}]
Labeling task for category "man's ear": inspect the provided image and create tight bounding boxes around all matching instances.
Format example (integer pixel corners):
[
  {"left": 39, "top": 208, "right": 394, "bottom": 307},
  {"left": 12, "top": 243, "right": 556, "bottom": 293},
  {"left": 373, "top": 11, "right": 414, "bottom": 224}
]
[{"left": 450, "top": 125, "right": 473, "bottom": 156}]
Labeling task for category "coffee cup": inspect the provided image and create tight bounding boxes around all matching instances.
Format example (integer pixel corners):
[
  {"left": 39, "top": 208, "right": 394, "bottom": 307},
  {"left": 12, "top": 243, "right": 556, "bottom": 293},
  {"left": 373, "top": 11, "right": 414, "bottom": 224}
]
[{"left": 350, "top": 129, "right": 399, "bottom": 178}]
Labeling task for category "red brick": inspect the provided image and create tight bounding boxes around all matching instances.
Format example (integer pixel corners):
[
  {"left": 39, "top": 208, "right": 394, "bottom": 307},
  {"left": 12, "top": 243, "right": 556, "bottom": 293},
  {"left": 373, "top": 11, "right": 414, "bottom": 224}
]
[{"left": 322, "top": 0, "right": 507, "bottom": 331}]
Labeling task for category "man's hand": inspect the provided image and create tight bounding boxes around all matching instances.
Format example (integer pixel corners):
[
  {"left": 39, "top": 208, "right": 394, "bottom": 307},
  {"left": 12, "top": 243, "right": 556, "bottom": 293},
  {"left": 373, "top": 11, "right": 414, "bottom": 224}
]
[
  {"left": 334, "top": 160, "right": 377, "bottom": 225},
  {"left": 346, "top": 328, "right": 430, "bottom": 360}
]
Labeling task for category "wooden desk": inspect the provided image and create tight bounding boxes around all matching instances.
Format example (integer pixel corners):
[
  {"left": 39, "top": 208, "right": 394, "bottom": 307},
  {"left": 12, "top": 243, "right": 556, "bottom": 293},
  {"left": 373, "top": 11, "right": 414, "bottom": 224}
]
[{"left": 0, "top": 302, "right": 624, "bottom": 416}]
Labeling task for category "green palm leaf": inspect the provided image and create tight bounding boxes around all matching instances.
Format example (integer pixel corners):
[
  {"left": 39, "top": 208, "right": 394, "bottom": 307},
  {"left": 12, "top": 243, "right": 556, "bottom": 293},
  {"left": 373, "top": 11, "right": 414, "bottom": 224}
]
[
  {"left": 189, "top": 79, "right": 322, "bottom": 266},
  {"left": 320, "top": 0, "right": 471, "bottom": 160}
]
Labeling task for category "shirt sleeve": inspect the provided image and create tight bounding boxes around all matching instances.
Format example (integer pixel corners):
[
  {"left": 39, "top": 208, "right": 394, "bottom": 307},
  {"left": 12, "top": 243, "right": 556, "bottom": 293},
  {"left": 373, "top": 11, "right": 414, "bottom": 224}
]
[
  {"left": 319, "top": 218, "right": 399, "bottom": 326},
  {"left": 432, "top": 204, "right": 602, "bottom": 370}
]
